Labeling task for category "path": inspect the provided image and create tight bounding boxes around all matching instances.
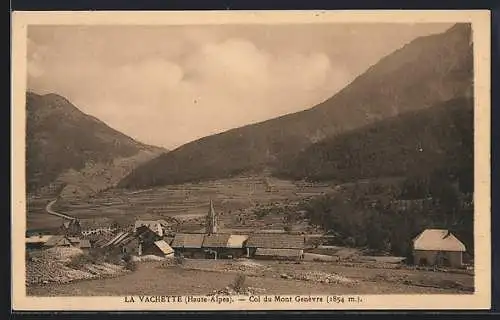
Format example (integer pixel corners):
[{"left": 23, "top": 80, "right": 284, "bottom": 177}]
[{"left": 46, "top": 199, "right": 76, "bottom": 221}]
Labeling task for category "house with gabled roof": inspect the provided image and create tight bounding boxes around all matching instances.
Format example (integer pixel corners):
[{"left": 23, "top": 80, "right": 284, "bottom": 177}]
[
  {"left": 67, "top": 237, "right": 92, "bottom": 251},
  {"left": 203, "top": 234, "right": 231, "bottom": 248},
  {"left": 246, "top": 233, "right": 305, "bottom": 261},
  {"left": 43, "top": 235, "right": 72, "bottom": 248},
  {"left": 412, "top": 229, "right": 467, "bottom": 268},
  {"left": 227, "top": 234, "right": 248, "bottom": 249},
  {"left": 134, "top": 220, "right": 164, "bottom": 237},
  {"left": 201, "top": 234, "right": 248, "bottom": 259},
  {"left": 88, "top": 231, "right": 117, "bottom": 248},
  {"left": 171, "top": 233, "right": 205, "bottom": 258},
  {"left": 26, "top": 234, "right": 54, "bottom": 250}
]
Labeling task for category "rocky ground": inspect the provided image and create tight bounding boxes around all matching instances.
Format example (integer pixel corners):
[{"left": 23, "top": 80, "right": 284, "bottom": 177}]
[{"left": 26, "top": 247, "right": 129, "bottom": 286}]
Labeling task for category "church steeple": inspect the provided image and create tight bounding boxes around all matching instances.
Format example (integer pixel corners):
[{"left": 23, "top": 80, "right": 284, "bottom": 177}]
[{"left": 206, "top": 199, "right": 218, "bottom": 234}]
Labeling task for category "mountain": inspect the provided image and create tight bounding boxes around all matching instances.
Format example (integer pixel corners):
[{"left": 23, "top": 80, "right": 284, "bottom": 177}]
[
  {"left": 276, "top": 97, "right": 474, "bottom": 192},
  {"left": 118, "top": 23, "right": 473, "bottom": 189},
  {"left": 26, "top": 92, "right": 166, "bottom": 198}
]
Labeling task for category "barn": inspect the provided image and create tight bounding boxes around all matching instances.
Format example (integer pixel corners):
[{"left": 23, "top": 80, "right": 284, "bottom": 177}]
[
  {"left": 201, "top": 234, "right": 248, "bottom": 259},
  {"left": 134, "top": 220, "right": 164, "bottom": 237},
  {"left": 101, "top": 231, "right": 140, "bottom": 255},
  {"left": 43, "top": 235, "right": 72, "bottom": 248},
  {"left": 171, "top": 233, "right": 205, "bottom": 258},
  {"left": 68, "top": 237, "right": 91, "bottom": 251},
  {"left": 412, "top": 229, "right": 467, "bottom": 268},
  {"left": 246, "top": 233, "right": 305, "bottom": 261}
]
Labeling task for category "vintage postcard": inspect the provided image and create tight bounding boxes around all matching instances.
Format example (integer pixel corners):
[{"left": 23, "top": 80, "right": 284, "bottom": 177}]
[{"left": 11, "top": 10, "right": 491, "bottom": 311}]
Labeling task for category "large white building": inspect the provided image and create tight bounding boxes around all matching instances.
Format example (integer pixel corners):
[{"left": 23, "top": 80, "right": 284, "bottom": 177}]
[{"left": 412, "top": 229, "right": 466, "bottom": 268}]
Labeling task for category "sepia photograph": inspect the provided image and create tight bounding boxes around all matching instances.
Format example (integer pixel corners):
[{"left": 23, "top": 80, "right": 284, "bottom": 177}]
[{"left": 11, "top": 10, "right": 491, "bottom": 310}]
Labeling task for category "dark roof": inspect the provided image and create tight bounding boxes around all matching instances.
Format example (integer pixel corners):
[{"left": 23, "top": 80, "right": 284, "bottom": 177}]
[
  {"left": 154, "top": 240, "right": 174, "bottom": 255},
  {"left": 202, "top": 234, "right": 231, "bottom": 248},
  {"left": 246, "top": 234, "right": 305, "bottom": 249},
  {"left": 171, "top": 233, "right": 204, "bottom": 248},
  {"left": 78, "top": 239, "right": 91, "bottom": 248},
  {"left": 163, "top": 236, "right": 174, "bottom": 245},
  {"left": 157, "top": 219, "right": 170, "bottom": 226},
  {"left": 136, "top": 226, "right": 162, "bottom": 241},
  {"left": 43, "top": 235, "right": 71, "bottom": 247},
  {"left": 255, "top": 248, "right": 303, "bottom": 258},
  {"left": 92, "top": 233, "right": 117, "bottom": 248}
]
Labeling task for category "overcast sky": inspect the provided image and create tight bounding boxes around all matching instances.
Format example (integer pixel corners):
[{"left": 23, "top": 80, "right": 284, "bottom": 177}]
[{"left": 27, "top": 23, "right": 452, "bottom": 149}]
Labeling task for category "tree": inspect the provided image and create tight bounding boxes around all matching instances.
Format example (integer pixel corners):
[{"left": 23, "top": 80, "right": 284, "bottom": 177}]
[
  {"left": 429, "top": 174, "right": 462, "bottom": 221},
  {"left": 400, "top": 175, "right": 430, "bottom": 199}
]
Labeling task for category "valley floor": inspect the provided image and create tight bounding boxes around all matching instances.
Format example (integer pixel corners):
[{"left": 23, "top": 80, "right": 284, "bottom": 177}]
[
  {"left": 27, "top": 175, "right": 342, "bottom": 231},
  {"left": 27, "top": 259, "right": 473, "bottom": 296}
]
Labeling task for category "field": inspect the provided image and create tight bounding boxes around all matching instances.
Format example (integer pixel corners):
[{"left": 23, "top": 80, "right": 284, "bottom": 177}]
[
  {"left": 27, "top": 176, "right": 338, "bottom": 231},
  {"left": 25, "top": 174, "right": 475, "bottom": 296},
  {"left": 27, "top": 194, "right": 65, "bottom": 232},
  {"left": 27, "top": 258, "right": 474, "bottom": 296}
]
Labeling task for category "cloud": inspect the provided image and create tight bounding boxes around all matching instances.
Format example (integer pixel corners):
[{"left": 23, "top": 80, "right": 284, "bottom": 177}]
[
  {"left": 27, "top": 38, "right": 47, "bottom": 78},
  {"left": 27, "top": 34, "right": 337, "bottom": 148},
  {"left": 26, "top": 24, "right": 451, "bottom": 149}
]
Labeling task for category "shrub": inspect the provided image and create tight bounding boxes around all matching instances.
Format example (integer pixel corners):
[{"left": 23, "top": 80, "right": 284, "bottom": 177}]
[
  {"left": 122, "top": 252, "right": 132, "bottom": 263},
  {"left": 174, "top": 254, "right": 185, "bottom": 266},
  {"left": 105, "top": 252, "right": 125, "bottom": 265},
  {"left": 232, "top": 273, "right": 247, "bottom": 292},
  {"left": 159, "top": 259, "right": 174, "bottom": 269},
  {"left": 88, "top": 248, "right": 106, "bottom": 264},
  {"left": 67, "top": 253, "right": 94, "bottom": 269},
  {"left": 125, "top": 260, "right": 138, "bottom": 271}
]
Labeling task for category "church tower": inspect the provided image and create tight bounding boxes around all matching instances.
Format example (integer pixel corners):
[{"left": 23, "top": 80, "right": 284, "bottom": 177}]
[{"left": 206, "top": 199, "right": 218, "bottom": 234}]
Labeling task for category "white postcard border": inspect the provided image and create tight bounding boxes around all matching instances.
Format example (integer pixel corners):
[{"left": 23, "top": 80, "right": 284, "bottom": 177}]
[{"left": 11, "top": 10, "right": 491, "bottom": 311}]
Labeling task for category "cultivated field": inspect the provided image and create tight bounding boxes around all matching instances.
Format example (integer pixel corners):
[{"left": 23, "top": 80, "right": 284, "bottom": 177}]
[
  {"left": 27, "top": 258, "right": 474, "bottom": 296},
  {"left": 27, "top": 176, "right": 337, "bottom": 231}
]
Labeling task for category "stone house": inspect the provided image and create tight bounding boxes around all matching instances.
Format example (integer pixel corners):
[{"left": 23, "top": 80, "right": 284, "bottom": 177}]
[{"left": 412, "top": 229, "right": 467, "bottom": 268}]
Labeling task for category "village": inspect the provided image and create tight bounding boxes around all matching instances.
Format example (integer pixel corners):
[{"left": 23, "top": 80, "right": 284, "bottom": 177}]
[{"left": 25, "top": 197, "right": 475, "bottom": 296}]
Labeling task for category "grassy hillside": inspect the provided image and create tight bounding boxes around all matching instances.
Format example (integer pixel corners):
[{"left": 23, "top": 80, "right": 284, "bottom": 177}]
[
  {"left": 286, "top": 96, "right": 474, "bottom": 257},
  {"left": 277, "top": 97, "right": 474, "bottom": 189},
  {"left": 26, "top": 92, "right": 166, "bottom": 198},
  {"left": 119, "top": 23, "right": 473, "bottom": 189}
]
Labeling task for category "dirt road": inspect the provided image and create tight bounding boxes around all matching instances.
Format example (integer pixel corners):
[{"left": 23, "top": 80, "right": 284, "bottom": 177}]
[
  {"left": 27, "top": 261, "right": 471, "bottom": 296},
  {"left": 46, "top": 199, "right": 76, "bottom": 221}
]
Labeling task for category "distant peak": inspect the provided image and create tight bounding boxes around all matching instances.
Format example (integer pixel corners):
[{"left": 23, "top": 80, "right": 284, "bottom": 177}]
[
  {"left": 41, "top": 93, "right": 71, "bottom": 103},
  {"left": 26, "top": 91, "right": 41, "bottom": 98},
  {"left": 446, "top": 23, "right": 472, "bottom": 35}
]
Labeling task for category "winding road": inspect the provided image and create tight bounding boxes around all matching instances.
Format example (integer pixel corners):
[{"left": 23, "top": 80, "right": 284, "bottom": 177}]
[{"left": 46, "top": 199, "right": 76, "bottom": 221}]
